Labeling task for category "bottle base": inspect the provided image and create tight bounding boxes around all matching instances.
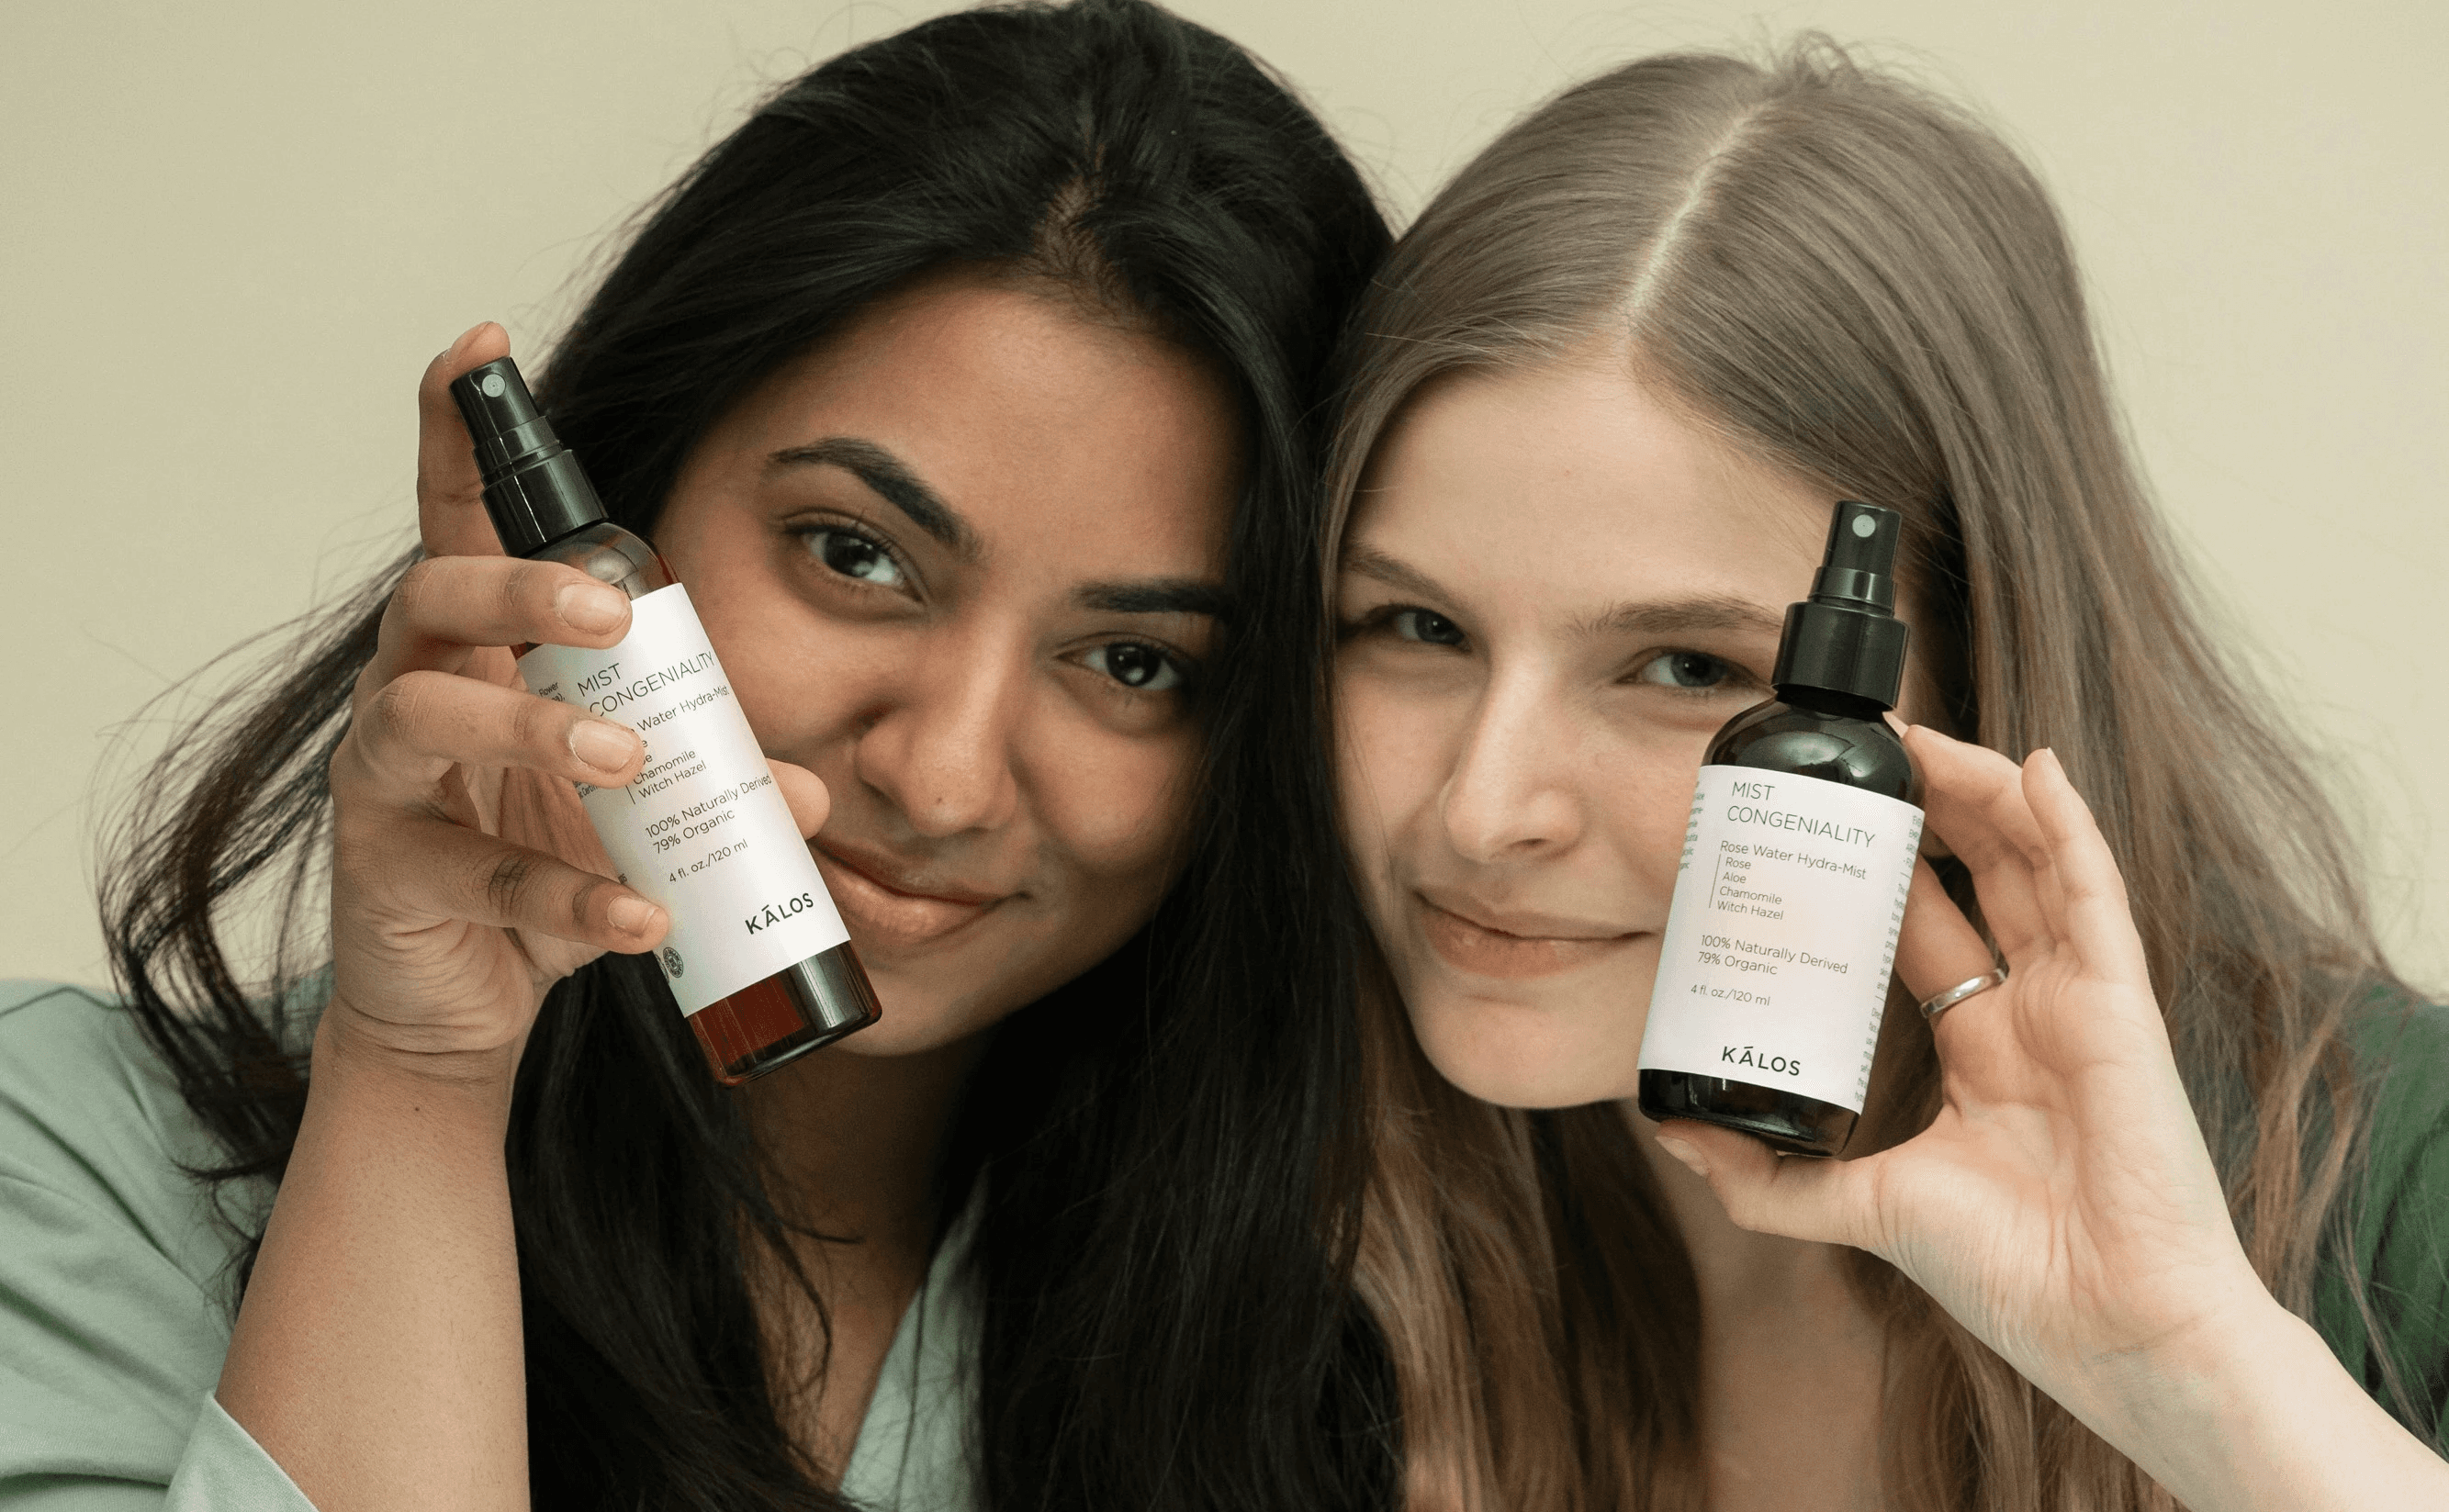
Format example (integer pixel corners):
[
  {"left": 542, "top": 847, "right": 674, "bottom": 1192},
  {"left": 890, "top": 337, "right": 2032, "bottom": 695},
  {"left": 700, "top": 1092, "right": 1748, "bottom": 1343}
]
[
  {"left": 1636, "top": 1069, "right": 1857, "bottom": 1157},
  {"left": 687, "top": 942, "right": 882, "bottom": 1086}
]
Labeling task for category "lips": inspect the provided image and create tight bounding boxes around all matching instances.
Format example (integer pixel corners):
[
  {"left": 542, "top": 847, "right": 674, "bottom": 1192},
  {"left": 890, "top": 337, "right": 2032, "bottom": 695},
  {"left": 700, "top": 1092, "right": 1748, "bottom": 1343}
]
[
  {"left": 811, "top": 838, "right": 1014, "bottom": 950},
  {"left": 1414, "top": 890, "right": 1638, "bottom": 980}
]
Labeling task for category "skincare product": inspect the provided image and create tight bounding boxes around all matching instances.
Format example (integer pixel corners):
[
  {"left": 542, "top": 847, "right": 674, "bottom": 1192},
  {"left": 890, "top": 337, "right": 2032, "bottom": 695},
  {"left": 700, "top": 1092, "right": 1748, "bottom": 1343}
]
[
  {"left": 1636, "top": 501, "right": 1922, "bottom": 1155},
  {"left": 450, "top": 356, "right": 881, "bottom": 1083}
]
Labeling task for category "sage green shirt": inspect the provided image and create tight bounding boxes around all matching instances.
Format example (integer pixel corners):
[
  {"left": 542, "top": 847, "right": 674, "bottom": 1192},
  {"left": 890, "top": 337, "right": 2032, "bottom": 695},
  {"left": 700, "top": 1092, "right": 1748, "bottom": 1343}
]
[
  {"left": 6, "top": 980, "right": 2445, "bottom": 1504},
  {"left": 0, "top": 981, "right": 982, "bottom": 1509}
]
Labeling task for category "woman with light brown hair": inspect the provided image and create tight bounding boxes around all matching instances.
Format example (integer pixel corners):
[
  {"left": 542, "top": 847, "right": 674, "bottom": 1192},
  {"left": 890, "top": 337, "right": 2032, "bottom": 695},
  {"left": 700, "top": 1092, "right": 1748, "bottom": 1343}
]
[{"left": 1325, "top": 40, "right": 2449, "bottom": 1511}]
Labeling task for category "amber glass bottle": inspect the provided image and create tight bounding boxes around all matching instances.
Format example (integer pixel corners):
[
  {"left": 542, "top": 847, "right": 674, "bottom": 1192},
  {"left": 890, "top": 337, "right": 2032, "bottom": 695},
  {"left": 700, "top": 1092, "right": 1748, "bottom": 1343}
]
[
  {"left": 1635, "top": 502, "right": 1922, "bottom": 1155},
  {"left": 451, "top": 357, "right": 880, "bottom": 1083}
]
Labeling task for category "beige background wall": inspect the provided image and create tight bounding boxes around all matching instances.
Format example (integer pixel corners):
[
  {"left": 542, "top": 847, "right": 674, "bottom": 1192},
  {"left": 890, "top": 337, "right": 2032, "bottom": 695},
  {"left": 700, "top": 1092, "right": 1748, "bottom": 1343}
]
[{"left": 4, "top": 1, "right": 2443, "bottom": 991}]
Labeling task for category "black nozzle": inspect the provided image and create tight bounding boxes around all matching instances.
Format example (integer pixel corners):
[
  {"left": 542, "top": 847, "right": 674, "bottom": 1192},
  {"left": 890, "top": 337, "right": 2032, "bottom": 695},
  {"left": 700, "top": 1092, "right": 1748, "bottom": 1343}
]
[
  {"left": 1811, "top": 499, "right": 1899, "bottom": 611},
  {"left": 447, "top": 356, "right": 606, "bottom": 557},
  {"left": 1769, "top": 501, "right": 1911, "bottom": 708}
]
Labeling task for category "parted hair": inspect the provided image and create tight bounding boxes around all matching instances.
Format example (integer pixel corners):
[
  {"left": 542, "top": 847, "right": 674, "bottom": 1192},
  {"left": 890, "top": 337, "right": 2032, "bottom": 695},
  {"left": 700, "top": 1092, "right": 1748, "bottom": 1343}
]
[{"left": 1323, "top": 39, "right": 2423, "bottom": 1512}]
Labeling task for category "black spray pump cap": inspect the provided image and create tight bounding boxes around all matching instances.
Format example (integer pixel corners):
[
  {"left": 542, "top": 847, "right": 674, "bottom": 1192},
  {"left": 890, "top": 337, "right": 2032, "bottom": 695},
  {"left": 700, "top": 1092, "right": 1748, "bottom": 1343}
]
[
  {"left": 446, "top": 356, "right": 607, "bottom": 557},
  {"left": 1769, "top": 500, "right": 1912, "bottom": 709}
]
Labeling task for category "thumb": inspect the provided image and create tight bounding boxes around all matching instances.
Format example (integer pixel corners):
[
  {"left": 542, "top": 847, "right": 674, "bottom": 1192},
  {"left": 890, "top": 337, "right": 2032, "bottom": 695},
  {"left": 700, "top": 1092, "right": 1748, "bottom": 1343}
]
[
  {"left": 1653, "top": 1119, "right": 1871, "bottom": 1248},
  {"left": 770, "top": 760, "right": 832, "bottom": 840}
]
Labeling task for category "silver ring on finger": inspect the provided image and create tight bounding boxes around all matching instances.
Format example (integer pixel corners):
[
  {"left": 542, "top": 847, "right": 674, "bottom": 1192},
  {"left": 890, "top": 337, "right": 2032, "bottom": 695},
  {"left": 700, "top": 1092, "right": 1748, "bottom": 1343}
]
[{"left": 1920, "top": 968, "right": 2006, "bottom": 1023}]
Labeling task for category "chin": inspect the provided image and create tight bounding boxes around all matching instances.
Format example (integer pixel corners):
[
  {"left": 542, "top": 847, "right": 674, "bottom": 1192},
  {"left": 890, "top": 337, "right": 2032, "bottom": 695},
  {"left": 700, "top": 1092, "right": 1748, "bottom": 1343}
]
[
  {"left": 828, "top": 1009, "right": 984, "bottom": 1058},
  {"left": 1404, "top": 987, "right": 1647, "bottom": 1110},
  {"left": 823, "top": 951, "right": 1034, "bottom": 1058}
]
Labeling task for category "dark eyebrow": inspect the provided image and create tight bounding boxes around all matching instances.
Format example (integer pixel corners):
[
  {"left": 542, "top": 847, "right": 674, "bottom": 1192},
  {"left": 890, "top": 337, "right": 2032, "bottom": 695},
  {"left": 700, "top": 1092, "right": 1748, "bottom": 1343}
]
[
  {"left": 1073, "top": 577, "right": 1232, "bottom": 619},
  {"left": 768, "top": 437, "right": 978, "bottom": 559},
  {"left": 1345, "top": 543, "right": 1784, "bottom": 641}
]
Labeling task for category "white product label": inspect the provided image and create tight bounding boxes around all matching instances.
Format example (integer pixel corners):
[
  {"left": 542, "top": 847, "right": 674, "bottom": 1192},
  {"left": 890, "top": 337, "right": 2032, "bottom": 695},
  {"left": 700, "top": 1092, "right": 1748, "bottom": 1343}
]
[
  {"left": 519, "top": 584, "right": 849, "bottom": 1015},
  {"left": 1637, "top": 765, "right": 1922, "bottom": 1112}
]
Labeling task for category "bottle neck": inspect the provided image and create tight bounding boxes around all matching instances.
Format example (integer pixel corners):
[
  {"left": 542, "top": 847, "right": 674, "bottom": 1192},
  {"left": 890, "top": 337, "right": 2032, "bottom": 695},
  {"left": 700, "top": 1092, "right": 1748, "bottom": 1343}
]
[{"left": 1773, "top": 683, "right": 1893, "bottom": 724}]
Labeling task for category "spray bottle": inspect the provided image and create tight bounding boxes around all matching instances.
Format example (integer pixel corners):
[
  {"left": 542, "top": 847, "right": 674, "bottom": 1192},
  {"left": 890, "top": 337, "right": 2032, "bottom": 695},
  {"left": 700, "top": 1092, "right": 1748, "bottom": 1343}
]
[
  {"left": 450, "top": 356, "right": 881, "bottom": 1083},
  {"left": 1636, "top": 501, "right": 1922, "bottom": 1155}
]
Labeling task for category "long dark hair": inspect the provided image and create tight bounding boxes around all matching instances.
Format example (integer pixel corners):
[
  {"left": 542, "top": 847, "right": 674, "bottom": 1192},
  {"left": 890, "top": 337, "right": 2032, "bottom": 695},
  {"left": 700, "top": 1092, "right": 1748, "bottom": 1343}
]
[{"left": 99, "top": 3, "right": 1396, "bottom": 1506}]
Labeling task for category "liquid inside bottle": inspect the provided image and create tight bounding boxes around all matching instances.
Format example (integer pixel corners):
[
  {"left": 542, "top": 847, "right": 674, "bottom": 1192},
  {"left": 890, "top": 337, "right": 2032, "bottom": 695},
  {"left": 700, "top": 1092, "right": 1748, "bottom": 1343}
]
[
  {"left": 533, "top": 523, "right": 881, "bottom": 1085},
  {"left": 1635, "top": 502, "right": 1922, "bottom": 1156},
  {"left": 452, "top": 358, "right": 882, "bottom": 1084}
]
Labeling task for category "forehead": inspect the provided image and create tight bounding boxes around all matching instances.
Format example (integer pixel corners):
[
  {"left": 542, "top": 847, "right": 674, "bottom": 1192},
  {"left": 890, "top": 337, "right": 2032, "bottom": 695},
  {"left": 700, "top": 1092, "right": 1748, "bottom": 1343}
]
[
  {"left": 715, "top": 272, "right": 1241, "bottom": 566},
  {"left": 1348, "top": 353, "right": 1829, "bottom": 613}
]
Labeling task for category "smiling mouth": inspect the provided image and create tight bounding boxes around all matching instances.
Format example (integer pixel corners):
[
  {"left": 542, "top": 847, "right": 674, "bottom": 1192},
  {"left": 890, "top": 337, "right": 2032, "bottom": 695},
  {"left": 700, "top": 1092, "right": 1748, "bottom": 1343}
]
[
  {"left": 811, "top": 841, "right": 1014, "bottom": 951},
  {"left": 1415, "top": 894, "right": 1638, "bottom": 980}
]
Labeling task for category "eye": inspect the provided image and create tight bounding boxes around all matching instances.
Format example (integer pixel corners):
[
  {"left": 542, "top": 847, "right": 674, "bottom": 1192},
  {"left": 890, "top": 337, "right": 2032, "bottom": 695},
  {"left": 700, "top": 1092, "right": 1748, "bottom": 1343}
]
[
  {"left": 1081, "top": 641, "right": 1190, "bottom": 693},
  {"left": 1634, "top": 650, "right": 1742, "bottom": 692},
  {"left": 1388, "top": 608, "right": 1466, "bottom": 647},
  {"left": 803, "top": 527, "right": 907, "bottom": 589}
]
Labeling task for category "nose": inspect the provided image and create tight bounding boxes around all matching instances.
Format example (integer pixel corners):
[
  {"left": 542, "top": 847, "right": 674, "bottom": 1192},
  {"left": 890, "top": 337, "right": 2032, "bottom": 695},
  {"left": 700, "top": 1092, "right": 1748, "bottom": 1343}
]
[
  {"left": 1438, "top": 667, "right": 1587, "bottom": 864},
  {"left": 851, "top": 627, "right": 1025, "bottom": 838}
]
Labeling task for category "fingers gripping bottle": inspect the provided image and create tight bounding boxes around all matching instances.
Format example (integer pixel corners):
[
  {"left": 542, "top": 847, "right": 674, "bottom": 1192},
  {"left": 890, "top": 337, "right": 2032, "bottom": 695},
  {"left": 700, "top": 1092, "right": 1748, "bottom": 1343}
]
[
  {"left": 1636, "top": 501, "right": 1922, "bottom": 1155},
  {"left": 450, "top": 357, "right": 880, "bottom": 1084}
]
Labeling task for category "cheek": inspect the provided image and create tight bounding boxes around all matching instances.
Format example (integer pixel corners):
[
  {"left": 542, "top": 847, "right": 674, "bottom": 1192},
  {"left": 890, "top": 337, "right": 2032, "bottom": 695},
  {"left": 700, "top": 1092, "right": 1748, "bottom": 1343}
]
[
  {"left": 687, "top": 580, "right": 904, "bottom": 765},
  {"left": 1615, "top": 746, "right": 1704, "bottom": 901},
  {"left": 1331, "top": 672, "right": 1456, "bottom": 881},
  {"left": 657, "top": 527, "right": 828, "bottom": 745},
  {"left": 1024, "top": 717, "right": 1202, "bottom": 890},
  {"left": 709, "top": 621, "right": 865, "bottom": 759},
  {"left": 1596, "top": 713, "right": 1735, "bottom": 902}
]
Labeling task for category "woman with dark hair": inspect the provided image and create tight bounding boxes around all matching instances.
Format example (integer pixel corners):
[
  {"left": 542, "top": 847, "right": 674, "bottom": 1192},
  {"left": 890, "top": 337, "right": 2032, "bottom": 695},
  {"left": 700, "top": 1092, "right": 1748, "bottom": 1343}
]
[
  {"left": 1322, "top": 40, "right": 2448, "bottom": 1512},
  {"left": 0, "top": 3, "right": 1393, "bottom": 1507}
]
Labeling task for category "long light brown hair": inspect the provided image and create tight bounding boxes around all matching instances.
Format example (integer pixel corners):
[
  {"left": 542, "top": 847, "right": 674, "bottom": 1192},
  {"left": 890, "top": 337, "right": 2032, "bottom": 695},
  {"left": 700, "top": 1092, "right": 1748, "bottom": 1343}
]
[{"left": 1325, "top": 40, "right": 2421, "bottom": 1511}]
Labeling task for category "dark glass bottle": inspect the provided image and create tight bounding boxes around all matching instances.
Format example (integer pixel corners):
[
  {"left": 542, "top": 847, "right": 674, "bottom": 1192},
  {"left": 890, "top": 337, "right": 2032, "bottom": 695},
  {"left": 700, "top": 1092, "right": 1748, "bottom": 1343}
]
[
  {"left": 450, "top": 358, "right": 880, "bottom": 1084},
  {"left": 1636, "top": 502, "right": 1919, "bottom": 1156}
]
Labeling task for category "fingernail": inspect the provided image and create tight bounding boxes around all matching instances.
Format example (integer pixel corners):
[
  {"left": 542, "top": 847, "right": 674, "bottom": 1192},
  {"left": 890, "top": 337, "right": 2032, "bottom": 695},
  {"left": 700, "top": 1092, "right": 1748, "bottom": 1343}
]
[
  {"left": 1655, "top": 1135, "right": 1709, "bottom": 1179},
  {"left": 556, "top": 583, "right": 625, "bottom": 633},
  {"left": 1882, "top": 710, "right": 1910, "bottom": 736},
  {"left": 607, "top": 895, "right": 658, "bottom": 935},
  {"left": 569, "top": 719, "right": 637, "bottom": 773}
]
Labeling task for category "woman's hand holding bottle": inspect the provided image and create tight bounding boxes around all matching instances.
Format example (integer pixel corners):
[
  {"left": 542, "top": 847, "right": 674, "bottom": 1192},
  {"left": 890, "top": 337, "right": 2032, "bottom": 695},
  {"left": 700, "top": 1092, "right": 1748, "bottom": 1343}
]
[
  {"left": 322, "top": 323, "right": 821, "bottom": 1080},
  {"left": 319, "top": 321, "right": 651, "bottom": 1081},
  {"left": 215, "top": 328, "right": 828, "bottom": 1509},
  {"left": 1653, "top": 724, "right": 2449, "bottom": 1511}
]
